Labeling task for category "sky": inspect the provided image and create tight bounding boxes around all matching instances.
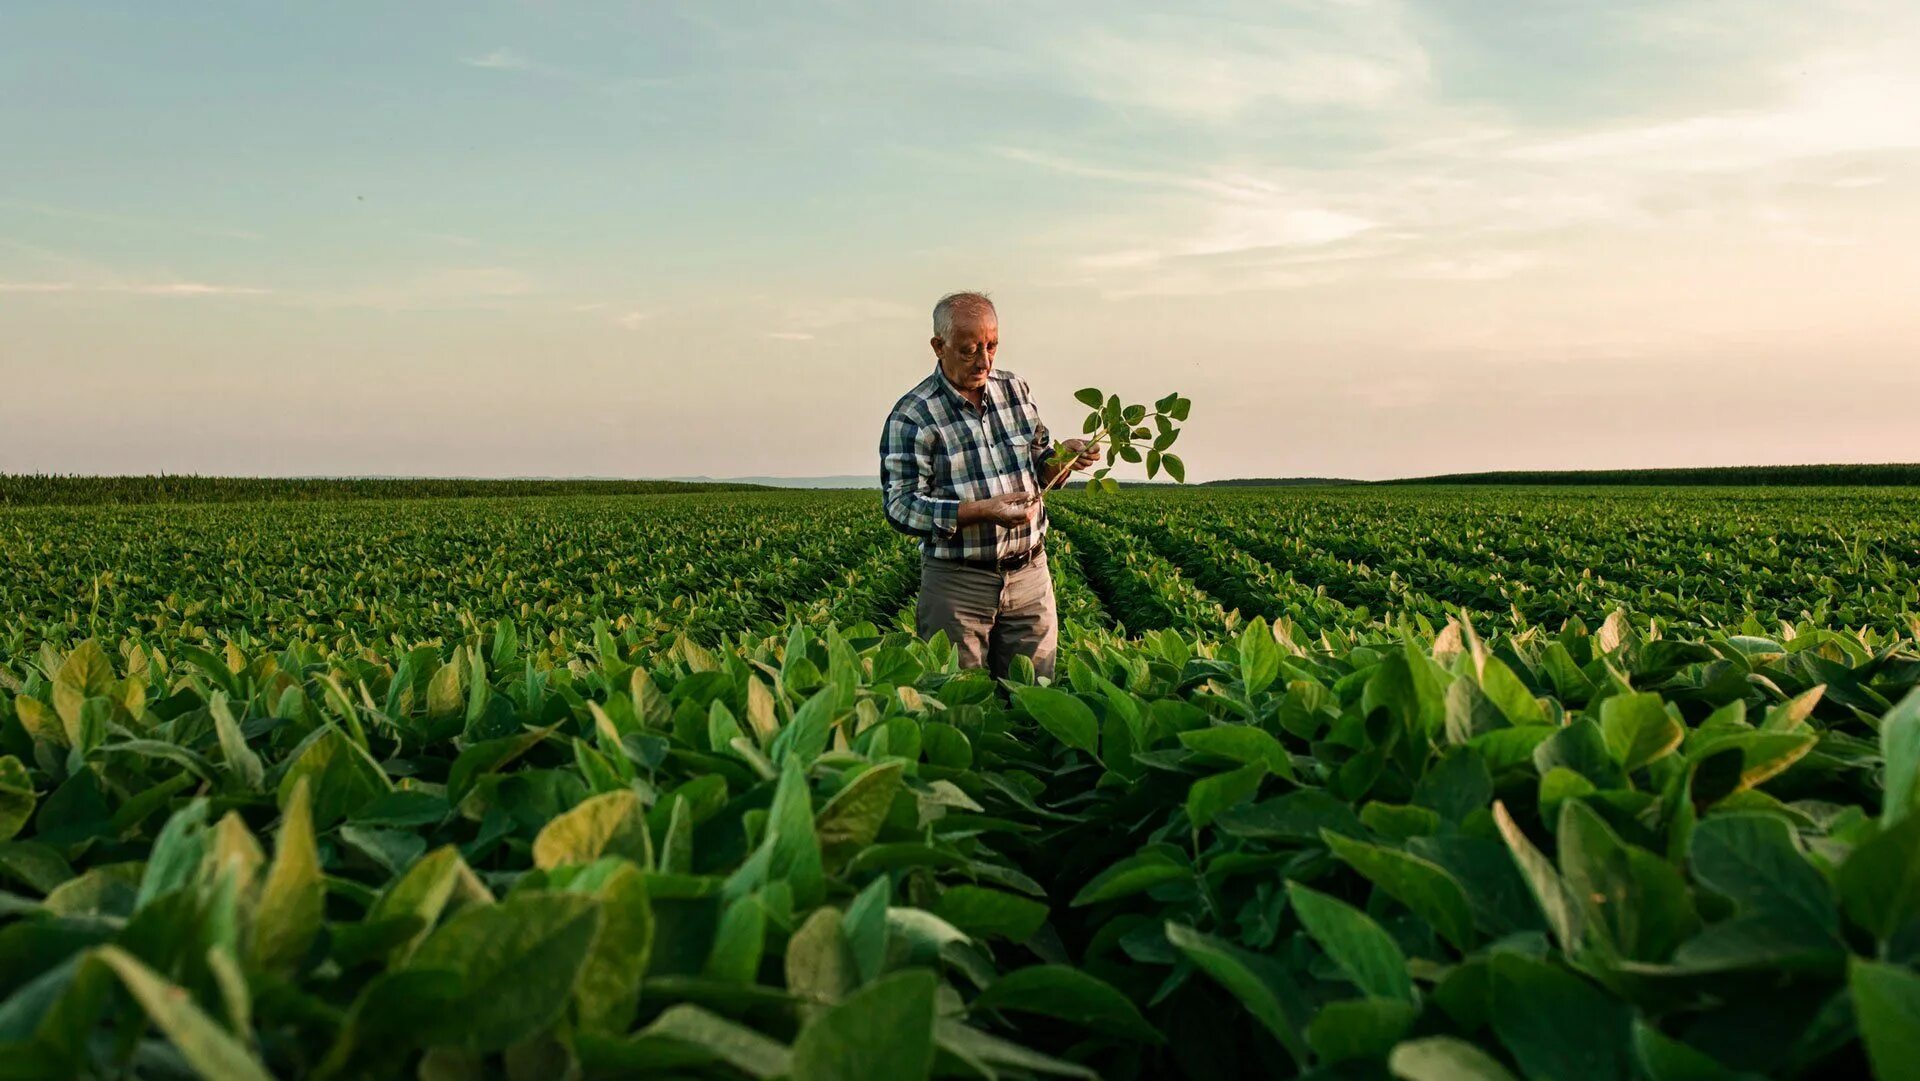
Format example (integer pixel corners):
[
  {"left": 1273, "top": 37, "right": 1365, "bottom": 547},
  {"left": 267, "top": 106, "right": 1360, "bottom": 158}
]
[{"left": 3, "top": 1, "right": 1918, "bottom": 482}]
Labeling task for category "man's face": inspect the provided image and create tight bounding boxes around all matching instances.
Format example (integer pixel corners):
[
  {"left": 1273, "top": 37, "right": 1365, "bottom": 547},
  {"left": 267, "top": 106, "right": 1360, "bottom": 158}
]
[{"left": 933, "top": 312, "right": 998, "bottom": 392}]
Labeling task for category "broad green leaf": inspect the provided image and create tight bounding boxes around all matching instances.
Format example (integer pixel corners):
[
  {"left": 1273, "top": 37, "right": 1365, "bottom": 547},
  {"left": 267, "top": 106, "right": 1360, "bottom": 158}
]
[
  {"left": 533, "top": 789, "right": 652, "bottom": 870},
  {"left": 1630, "top": 1021, "right": 1754, "bottom": 1081},
  {"left": 930, "top": 885, "right": 1048, "bottom": 942},
  {"left": 791, "top": 968, "right": 937, "bottom": 1081},
  {"left": 1881, "top": 688, "right": 1920, "bottom": 826},
  {"left": 367, "top": 846, "right": 475, "bottom": 964},
  {"left": 1308, "top": 997, "right": 1417, "bottom": 1064},
  {"left": 786, "top": 906, "right": 858, "bottom": 1008},
  {"left": 565, "top": 859, "right": 653, "bottom": 1033},
  {"left": 1323, "top": 831, "right": 1476, "bottom": 951},
  {"left": 0, "top": 757, "right": 36, "bottom": 843},
  {"left": 765, "top": 755, "right": 825, "bottom": 908},
  {"left": 1286, "top": 881, "right": 1414, "bottom": 1004},
  {"left": 1179, "top": 726, "right": 1293, "bottom": 778},
  {"left": 972, "top": 965, "right": 1162, "bottom": 1043},
  {"left": 209, "top": 691, "right": 265, "bottom": 792},
  {"left": 1071, "top": 847, "right": 1188, "bottom": 906},
  {"left": 1239, "top": 617, "right": 1281, "bottom": 695},
  {"left": 1557, "top": 799, "right": 1696, "bottom": 961},
  {"left": 1689, "top": 813, "right": 1836, "bottom": 933},
  {"left": 252, "top": 776, "right": 322, "bottom": 975},
  {"left": 1488, "top": 953, "right": 1629, "bottom": 1081},
  {"left": 706, "top": 894, "right": 767, "bottom": 982},
  {"left": 277, "top": 727, "right": 391, "bottom": 828},
  {"left": 1600, "top": 692, "right": 1683, "bottom": 772},
  {"left": 1837, "top": 811, "right": 1920, "bottom": 941},
  {"left": 94, "top": 946, "right": 274, "bottom": 1081},
  {"left": 1013, "top": 686, "right": 1099, "bottom": 757},
  {"left": 1187, "top": 763, "right": 1266, "bottom": 830},
  {"left": 1165, "top": 921, "right": 1309, "bottom": 1067},
  {"left": 1850, "top": 958, "right": 1920, "bottom": 1081},
  {"left": 935, "top": 1020, "right": 1097, "bottom": 1079},
  {"left": 815, "top": 761, "right": 904, "bottom": 872},
  {"left": 1389, "top": 1036, "right": 1519, "bottom": 1081},
  {"left": 407, "top": 892, "right": 604, "bottom": 1051},
  {"left": 638, "top": 1004, "right": 793, "bottom": 1078},
  {"left": 1074, "top": 386, "right": 1104, "bottom": 408},
  {"left": 1493, "top": 800, "right": 1581, "bottom": 953}
]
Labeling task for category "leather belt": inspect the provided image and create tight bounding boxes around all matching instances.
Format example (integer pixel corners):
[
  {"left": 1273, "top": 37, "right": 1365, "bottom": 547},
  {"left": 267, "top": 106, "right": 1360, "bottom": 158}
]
[{"left": 947, "top": 542, "right": 1044, "bottom": 573}]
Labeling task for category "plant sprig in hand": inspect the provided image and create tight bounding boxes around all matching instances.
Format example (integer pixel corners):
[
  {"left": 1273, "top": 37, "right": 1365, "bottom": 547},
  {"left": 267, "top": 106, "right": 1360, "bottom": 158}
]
[{"left": 1043, "top": 388, "right": 1191, "bottom": 494}]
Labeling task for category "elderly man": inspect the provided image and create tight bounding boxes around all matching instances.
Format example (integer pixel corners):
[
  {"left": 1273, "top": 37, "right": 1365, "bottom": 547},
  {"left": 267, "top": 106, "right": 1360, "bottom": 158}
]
[{"left": 879, "top": 292, "right": 1100, "bottom": 679}]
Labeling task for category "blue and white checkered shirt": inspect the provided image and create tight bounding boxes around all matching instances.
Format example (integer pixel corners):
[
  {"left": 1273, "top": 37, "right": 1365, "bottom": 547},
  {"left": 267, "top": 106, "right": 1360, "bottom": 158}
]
[{"left": 880, "top": 366, "right": 1054, "bottom": 562}]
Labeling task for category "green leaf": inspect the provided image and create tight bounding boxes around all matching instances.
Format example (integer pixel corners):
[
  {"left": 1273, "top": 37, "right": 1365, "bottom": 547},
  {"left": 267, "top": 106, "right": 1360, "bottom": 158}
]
[
  {"left": 1073, "top": 387, "right": 1104, "bottom": 408},
  {"left": 1308, "top": 997, "right": 1417, "bottom": 1064},
  {"left": 1238, "top": 617, "right": 1281, "bottom": 695},
  {"left": 1286, "top": 881, "right": 1414, "bottom": 1003},
  {"left": 252, "top": 776, "right": 323, "bottom": 975},
  {"left": 791, "top": 968, "right": 937, "bottom": 1081},
  {"left": 931, "top": 885, "right": 1048, "bottom": 942},
  {"left": 1850, "top": 958, "right": 1920, "bottom": 1081},
  {"left": 1881, "top": 688, "right": 1920, "bottom": 826},
  {"left": 1013, "top": 686, "right": 1099, "bottom": 757},
  {"left": 786, "top": 906, "right": 857, "bottom": 1007},
  {"left": 1323, "top": 831, "right": 1476, "bottom": 951},
  {"left": 1162, "top": 454, "right": 1185, "bottom": 483},
  {"left": 1488, "top": 953, "right": 1629, "bottom": 1081},
  {"left": 972, "top": 965, "right": 1162, "bottom": 1043},
  {"left": 935, "top": 1020, "right": 1098, "bottom": 1079},
  {"left": 1600, "top": 692, "right": 1684, "bottom": 771},
  {"left": 1071, "top": 847, "right": 1189, "bottom": 906},
  {"left": 1689, "top": 813, "right": 1836, "bottom": 933},
  {"left": 94, "top": 946, "right": 274, "bottom": 1081},
  {"left": 0, "top": 757, "right": 35, "bottom": 843},
  {"left": 1494, "top": 801, "right": 1581, "bottom": 952},
  {"left": 637, "top": 1004, "right": 794, "bottom": 1078},
  {"left": 1557, "top": 799, "right": 1697, "bottom": 961},
  {"left": 278, "top": 727, "right": 392, "bottom": 828},
  {"left": 209, "top": 691, "right": 265, "bottom": 792},
  {"left": 766, "top": 755, "right": 826, "bottom": 908},
  {"left": 815, "top": 761, "right": 904, "bottom": 872},
  {"left": 533, "top": 789, "right": 652, "bottom": 870},
  {"left": 1388, "top": 1036, "right": 1520, "bottom": 1081},
  {"left": 563, "top": 859, "right": 653, "bottom": 1033},
  {"left": 367, "top": 846, "right": 478, "bottom": 964},
  {"left": 1165, "top": 921, "right": 1309, "bottom": 1067},
  {"left": 1837, "top": 811, "right": 1920, "bottom": 941},
  {"left": 706, "top": 894, "right": 767, "bottom": 982},
  {"left": 407, "top": 892, "right": 604, "bottom": 1052},
  {"left": 1187, "top": 763, "right": 1267, "bottom": 830},
  {"left": 1179, "top": 726, "right": 1294, "bottom": 778},
  {"left": 1630, "top": 1021, "right": 1754, "bottom": 1081}
]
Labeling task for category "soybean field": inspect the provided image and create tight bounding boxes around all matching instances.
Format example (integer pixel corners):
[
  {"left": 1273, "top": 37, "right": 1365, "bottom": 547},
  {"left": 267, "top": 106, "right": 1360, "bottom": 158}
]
[{"left": 2, "top": 484, "right": 1919, "bottom": 1081}]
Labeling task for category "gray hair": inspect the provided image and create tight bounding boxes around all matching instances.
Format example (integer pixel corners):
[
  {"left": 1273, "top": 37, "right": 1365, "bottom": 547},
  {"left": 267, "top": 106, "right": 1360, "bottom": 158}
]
[{"left": 932, "top": 291, "right": 996, "bottom": 340}]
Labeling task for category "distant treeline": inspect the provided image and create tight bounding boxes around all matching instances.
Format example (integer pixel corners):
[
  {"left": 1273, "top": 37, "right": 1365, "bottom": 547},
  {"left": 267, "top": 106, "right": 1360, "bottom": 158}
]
[
  {"left": 1387, "top": 464, "right": 1920, "bottom": 486},
  {"left": 1200, "top": 477, "right": 1359, "bottom": 487},
  {"left": 0, "top": 475, "right": 767, "bottom": 507}
]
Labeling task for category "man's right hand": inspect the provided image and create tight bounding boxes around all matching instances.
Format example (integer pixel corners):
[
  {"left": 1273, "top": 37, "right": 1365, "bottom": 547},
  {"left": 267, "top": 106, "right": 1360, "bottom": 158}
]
[{"left": 964, "top": 492, "right": 1041, "bottom": 528}]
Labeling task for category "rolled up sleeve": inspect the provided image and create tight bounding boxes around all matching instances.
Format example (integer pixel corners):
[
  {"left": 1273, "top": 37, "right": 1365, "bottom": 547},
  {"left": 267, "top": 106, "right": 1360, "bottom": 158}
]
[{"left": 880, "top": 410, "right": 960, "bottom": 539}]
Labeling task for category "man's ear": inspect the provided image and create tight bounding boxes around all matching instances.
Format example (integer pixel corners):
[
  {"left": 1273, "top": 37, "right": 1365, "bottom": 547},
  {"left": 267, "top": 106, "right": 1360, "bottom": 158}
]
[{"left": 929, "top": 336, "right": 943, "bottom": 356}]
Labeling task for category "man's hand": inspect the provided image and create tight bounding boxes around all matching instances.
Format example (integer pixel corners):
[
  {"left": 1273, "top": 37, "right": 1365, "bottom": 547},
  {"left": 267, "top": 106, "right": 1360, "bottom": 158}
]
[
  {"left": 961, "top": 491, "right": 1041, "bottom": 529},
  {"left": 1058, "top": 438, "right": 1103, "bottom": 472}
]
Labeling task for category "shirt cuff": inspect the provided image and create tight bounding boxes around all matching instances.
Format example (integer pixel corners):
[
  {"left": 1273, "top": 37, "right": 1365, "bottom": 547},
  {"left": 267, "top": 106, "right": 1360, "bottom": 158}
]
[{"left": 927, "top": 497, "right": 961, "bottom": 537}]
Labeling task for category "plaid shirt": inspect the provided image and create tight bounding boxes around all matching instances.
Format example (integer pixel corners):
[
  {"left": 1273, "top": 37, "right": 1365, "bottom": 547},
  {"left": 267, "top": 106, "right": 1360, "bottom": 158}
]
[{"left": 880, "top": 365, "right": 1054, "bottom": 562}]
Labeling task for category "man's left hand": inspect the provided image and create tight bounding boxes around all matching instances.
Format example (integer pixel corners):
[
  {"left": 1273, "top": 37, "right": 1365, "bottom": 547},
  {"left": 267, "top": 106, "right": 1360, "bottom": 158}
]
[{"left": 1058, "top": 438, "right": 1103, "bottom": 472}]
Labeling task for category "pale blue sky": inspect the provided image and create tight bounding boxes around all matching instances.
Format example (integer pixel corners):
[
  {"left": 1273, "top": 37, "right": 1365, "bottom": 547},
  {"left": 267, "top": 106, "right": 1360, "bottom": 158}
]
[{"left": 4, "top": 1, "right": 1917, "bottom": 480}]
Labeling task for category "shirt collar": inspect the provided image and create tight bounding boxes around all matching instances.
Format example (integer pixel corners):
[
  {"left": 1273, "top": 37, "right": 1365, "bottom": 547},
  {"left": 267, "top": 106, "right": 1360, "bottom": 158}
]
[{"left": 934, "top": 364, "right": 994, "bottom": 411}]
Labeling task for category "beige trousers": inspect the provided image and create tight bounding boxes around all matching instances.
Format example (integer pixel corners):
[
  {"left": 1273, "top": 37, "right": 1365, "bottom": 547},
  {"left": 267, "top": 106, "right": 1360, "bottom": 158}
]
[{"left": 916, "top": 552, "right": 1058, "bottom": 680}]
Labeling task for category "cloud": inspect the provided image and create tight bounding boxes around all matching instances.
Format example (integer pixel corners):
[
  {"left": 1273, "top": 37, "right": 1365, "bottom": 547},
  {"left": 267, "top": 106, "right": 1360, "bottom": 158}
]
[
  {"left": 0, "top": 279, "right": 269, "bottom": 297},
  {"left": 1045, "top": 4, "right": 1431, "bottom": 122},
  {"left": 461, "top": 48, "right": 529, "bottom": 70},
  {"left": 614, "top": 310, "right": 650, "bottom": 329}
]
